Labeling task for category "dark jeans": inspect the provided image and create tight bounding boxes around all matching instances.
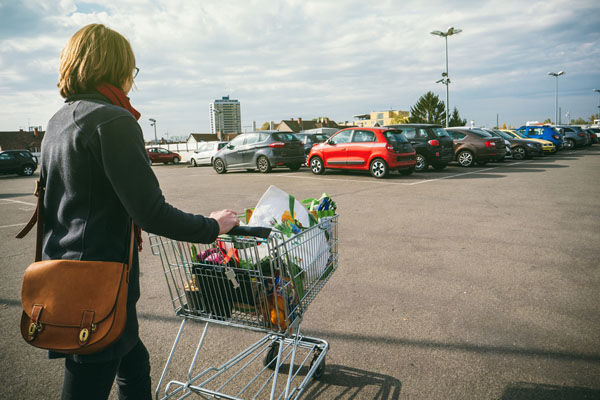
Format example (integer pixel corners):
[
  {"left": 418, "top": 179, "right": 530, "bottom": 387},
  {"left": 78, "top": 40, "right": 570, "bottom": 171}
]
[{"left": 61, "top": 339, "right": 151, "bottom": 400}]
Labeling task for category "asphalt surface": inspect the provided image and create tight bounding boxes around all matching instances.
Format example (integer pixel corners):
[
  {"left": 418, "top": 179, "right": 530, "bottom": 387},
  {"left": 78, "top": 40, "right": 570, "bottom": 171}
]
[{"left": 1, "top": 147, "right": 599, "bottom": 399}]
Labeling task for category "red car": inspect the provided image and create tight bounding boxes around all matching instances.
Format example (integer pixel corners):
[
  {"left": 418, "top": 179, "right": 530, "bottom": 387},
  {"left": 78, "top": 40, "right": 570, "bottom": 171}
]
[
  {"left": 308, "top": 127, "right": 416, "bottom": 178},
  {"left": 146, "top": 147, "right": 181, "bottom": 164}
]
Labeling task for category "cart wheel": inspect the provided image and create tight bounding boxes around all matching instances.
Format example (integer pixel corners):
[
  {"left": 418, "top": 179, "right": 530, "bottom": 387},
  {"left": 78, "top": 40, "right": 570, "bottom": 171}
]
[
  {"left": 310, "top": 355, "right": 325, "bottom": 379},
  {"left": 264, "top": 342, "right": 279, "bottom": 369}
]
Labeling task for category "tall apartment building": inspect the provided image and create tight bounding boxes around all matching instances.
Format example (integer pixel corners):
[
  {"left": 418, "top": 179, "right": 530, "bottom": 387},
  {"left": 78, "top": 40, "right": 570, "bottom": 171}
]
[
  {"left": 353, "top": 110, "right": 409, "bottom": 127},
  {"left": 210, "top": 96, "right": 242, "bottom": 136}
]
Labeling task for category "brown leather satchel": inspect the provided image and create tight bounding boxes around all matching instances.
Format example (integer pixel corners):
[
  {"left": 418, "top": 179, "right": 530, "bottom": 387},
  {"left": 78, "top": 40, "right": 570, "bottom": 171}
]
[{"left": 16, "top": 179, "right": 133, "bottom": 354}]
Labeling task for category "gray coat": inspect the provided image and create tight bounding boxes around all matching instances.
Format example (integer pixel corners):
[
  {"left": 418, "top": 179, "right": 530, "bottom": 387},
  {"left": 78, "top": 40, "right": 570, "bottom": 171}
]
[{"left": 41, "top": 92, "right": 219, "bottom": 362}]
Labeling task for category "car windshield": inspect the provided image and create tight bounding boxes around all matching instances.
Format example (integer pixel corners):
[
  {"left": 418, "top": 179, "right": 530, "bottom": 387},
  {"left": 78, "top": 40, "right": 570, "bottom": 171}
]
[
  {"left": 273, "top": 133, "right": 301, "bottom": 142},
  {"left": 383, "top": 130, "right": 409, "bottom": 143},
  {"left": 513, "top": 131, "right": 528, "bottom": 138},
  {"left": 470, "top": 129, "right": 493, "bottom": 138},
  {"left": 431, "top": 128, "right": 450, "bottom": 137}
]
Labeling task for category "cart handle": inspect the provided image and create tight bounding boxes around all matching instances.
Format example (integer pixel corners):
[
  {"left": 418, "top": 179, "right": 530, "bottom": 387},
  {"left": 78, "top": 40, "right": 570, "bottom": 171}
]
[{"left": 227, "top": 225, "right": 272, "bottom": 239}]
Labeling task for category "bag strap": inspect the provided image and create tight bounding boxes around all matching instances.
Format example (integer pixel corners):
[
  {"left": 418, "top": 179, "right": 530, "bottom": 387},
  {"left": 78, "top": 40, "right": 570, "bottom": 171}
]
[
  {"left": 15, "top": 179, "right": 45, "bottom": 261},
  {"left": 16, "top": 179, "right": 135, "bottom": 266}
]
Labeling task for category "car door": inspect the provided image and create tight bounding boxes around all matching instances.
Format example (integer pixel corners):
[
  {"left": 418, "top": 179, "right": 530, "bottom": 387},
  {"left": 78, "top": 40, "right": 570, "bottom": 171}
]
[
  {"left": 241, "top": 133, "right": 261, "bottom": 166},
  {"left": 157, "top": 148, "right": 171, "bottom": 162},
  {"left": 346, "top": 129, "right": 376, "bottom": 167},
  {"left": 323, "top": 130, "right": 352, "bottom": 167},
  {"left": 193, "top": 142, "right": 208, "bottom": 164},
  {"left": 222, "top": 134, "right": 246, "bottom": 167},
  {"left": 448, "top": 130, "right": 467, "bottom": 153},
  {"left": 0, "top": 152, "right": 17, "bottom": 173}
]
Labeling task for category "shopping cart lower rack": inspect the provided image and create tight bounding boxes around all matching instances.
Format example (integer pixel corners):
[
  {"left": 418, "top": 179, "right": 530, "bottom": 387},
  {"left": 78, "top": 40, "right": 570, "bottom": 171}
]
[{"left": 148, "top": 215, "right": 339, "bottom": 399}]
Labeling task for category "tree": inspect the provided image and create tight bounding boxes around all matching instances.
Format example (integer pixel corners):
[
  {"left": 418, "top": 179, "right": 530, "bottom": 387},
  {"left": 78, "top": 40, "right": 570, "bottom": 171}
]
[
  {"left": 391, "top": 114, "right": 409, "bottom": 124},
  {"left": 448, "top": 107, "right": 467, "bottom": 127},
  {"left": 543, "top": 118, "right": 552, "bottom": 124},
  {"left": 571, "top": 117, "right": 587, "bottom": 125},
  {"left": 408, "top": 91, "right": 445, "bottom": 125},
  {"left": 260, "top": 122, "right": 270, "bottom": 130}
]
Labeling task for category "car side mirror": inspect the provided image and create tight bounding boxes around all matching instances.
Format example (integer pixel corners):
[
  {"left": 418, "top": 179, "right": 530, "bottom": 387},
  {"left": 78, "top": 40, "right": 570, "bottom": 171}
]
[
  {"left": 327, "top": 139, "right": 335, "bottom": 145},
  {"left": 227, "top": 144, "right": 234, "bottom": 149}
]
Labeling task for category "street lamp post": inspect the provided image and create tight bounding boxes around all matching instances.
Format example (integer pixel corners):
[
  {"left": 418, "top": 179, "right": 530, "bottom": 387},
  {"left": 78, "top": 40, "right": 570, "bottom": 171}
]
[
  {"left": 594, "top": 89, "right": 600, "bottom": 119},
  {"left": 548, "top": 71, "right": 564, "bottom": 125},
  {"left": 431, "top": 26, "right": 462, "bottom": 128},
  {"left": 149, "top": 118, "right": 157, "bottom": 144}
]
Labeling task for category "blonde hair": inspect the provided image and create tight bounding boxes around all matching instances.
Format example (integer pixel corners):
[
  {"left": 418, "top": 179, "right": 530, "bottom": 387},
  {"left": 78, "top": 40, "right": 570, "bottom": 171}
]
[{"left": 58, "top": 24, "right": 136, "bottom": 98}]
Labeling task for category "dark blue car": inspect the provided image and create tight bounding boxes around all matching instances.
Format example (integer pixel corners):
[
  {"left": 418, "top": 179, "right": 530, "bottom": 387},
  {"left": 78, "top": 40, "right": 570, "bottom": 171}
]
[{"left": 514, "top": 126, "right": 564, "bottom": 150}]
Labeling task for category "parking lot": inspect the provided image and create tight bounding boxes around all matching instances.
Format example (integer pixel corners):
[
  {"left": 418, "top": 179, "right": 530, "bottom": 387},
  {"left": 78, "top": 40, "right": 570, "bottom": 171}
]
[{"left": 1, "top": 147, "right": 599, "bottom": 399}]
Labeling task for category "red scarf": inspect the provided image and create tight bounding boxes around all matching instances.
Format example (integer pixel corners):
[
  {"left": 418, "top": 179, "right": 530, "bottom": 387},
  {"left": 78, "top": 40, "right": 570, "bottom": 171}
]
[
  {"left": 95, "top": 83, "right": 141, "bottom": 120},
  {"left": 95, "top": 82, "right": 144, "bottom": 251}
]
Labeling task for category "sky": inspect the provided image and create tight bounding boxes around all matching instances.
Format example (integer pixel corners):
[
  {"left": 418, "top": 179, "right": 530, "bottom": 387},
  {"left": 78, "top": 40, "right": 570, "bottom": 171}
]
[{"left": 1, "top": 0, "right": 599, "bottom": 141}]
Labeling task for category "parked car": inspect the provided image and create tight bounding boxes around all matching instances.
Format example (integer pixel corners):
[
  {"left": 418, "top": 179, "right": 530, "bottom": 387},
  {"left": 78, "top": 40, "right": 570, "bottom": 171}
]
[
  {"left": 295, "top": 132, "right": 331, "bottom": 162},
  {"left": 0, "top": 150, "right": 38, "bottom": 176},
  {"left": 308, "top": 127, "right": 416, "bottom": 178},
  {"left": 146, "top": 147, "right": 181, "bottom": 164},
  {"left": 446, "top": 128, "right": 506, "bottom": 167},
  {"left": 584, "top": 128, "right": 598, "bottom": 144},
  {"left": 514, "top": 126, "right": 564, "bottom": 150},
  {"left": 485, "top": 129, "right": 543, "bottom": 160},
  {"left": 501, "top": 129, "right": 556, "bottom": 154},
  {"left": 190, "top": 141, "right": 228, "bottom": 166},
  {"left": 554, "top": 125, "right": 591, "bottom": 148},
  {"left": 384, "top": 124, "right": 454, "bottom": 171},
  {"left": 212, "top": 131, "right": 305, "bottom": 174}
]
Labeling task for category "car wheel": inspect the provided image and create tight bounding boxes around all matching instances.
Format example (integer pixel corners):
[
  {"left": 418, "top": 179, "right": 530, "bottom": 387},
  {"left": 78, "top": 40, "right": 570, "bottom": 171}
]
[
  {"left": 288, "top": 163, "right": 301, "bottom": 171},
  {"left": 369, "top": 158, "right": 389, "bottom": 179},
  {"left": 21, "top": 164, "right": 35, "bottom": 176},
  {"left": 310, "top": 157, "right": 325, "bottom": 175},
  {"left": 399, "top": 167, "right": 414, "bottom": 176},
  {"left": 191, "top": 158, "right": 197, "bottom": 167},
  {"left": 432, "top": 162, "right": 446, "bottom": 171},
  {"left": 565, "top": 139, "right": 575, "bottom": 150},
  {"left": 414, "top": 154, "right": 428, "bottom": 172},
  {"left": 512, "top": 146, "right": 526, "bottom": 160},
  {"left": 257, "top": 156, "right": 272, "bottom": 173},
  {"left": 213, "top": 158, "right": 226, "bottom": 174},
  {"left": 457, "top": 150, "right": 474, "bottom": 167},
  {"left": 173, "top": 157, "right": 180, "bottom": 164}
]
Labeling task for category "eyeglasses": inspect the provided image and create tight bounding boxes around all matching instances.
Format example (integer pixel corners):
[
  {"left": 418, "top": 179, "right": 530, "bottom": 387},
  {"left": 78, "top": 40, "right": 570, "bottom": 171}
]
[{"left": 133, "top": 67, "right": 139, "bottom": 79}]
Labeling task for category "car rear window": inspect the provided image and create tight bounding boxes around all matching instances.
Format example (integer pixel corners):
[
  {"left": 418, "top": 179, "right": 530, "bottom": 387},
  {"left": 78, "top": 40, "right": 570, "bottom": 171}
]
[
  {"left": 383, "top": 130, "right": 409, "bottom": 143},
  {"left": 470, "top": 129, "right": 493, "bottom": 138},
  {"left": 273, "top": 133, "right": 301, "bottom": 142},
  {"left": 431, "top": 128, "right": 450, "bottom": 137}
]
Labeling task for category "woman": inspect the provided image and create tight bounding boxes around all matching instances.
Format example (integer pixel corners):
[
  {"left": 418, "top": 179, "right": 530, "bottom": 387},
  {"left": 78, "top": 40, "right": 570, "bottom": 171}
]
[{"left": 41, "top": 24, "right": 239, "bottom": 399}]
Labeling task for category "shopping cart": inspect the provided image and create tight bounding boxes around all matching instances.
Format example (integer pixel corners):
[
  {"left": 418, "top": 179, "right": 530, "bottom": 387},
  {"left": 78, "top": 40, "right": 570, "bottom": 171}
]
[{"left": 148, "top": 215, "right": 339, "bottom": 400}]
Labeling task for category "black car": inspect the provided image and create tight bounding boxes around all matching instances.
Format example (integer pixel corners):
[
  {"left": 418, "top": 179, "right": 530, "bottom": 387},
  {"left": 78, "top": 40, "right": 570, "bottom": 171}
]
[
  {"left": 295, "top": 132, "right": 331, "bottom": 161},
  {"left": 0, "top": 150, "right": 38, "bottom": 176},
  {"left": 485, "top": 129, "right": 543, "bottom": 160},
  {"left": 385, "top": 124, "right": 454, "bottom": 171},
  {"left": 213, "top": 131, "right": 305, "bottom": 174},
  {"left": 585, "top": 128, "right": 599, "bottom": 144}
]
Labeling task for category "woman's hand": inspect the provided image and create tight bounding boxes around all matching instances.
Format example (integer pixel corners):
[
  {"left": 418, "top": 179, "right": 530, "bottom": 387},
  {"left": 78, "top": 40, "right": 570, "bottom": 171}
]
[{"left": 209, "top": 209, "right": 240, "bottom": 234}]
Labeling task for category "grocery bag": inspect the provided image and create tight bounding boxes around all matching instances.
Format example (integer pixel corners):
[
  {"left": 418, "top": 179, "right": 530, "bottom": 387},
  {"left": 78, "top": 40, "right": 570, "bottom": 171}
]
[{"left": 248, "top": 185, "right": 330, "bottom": 289}]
